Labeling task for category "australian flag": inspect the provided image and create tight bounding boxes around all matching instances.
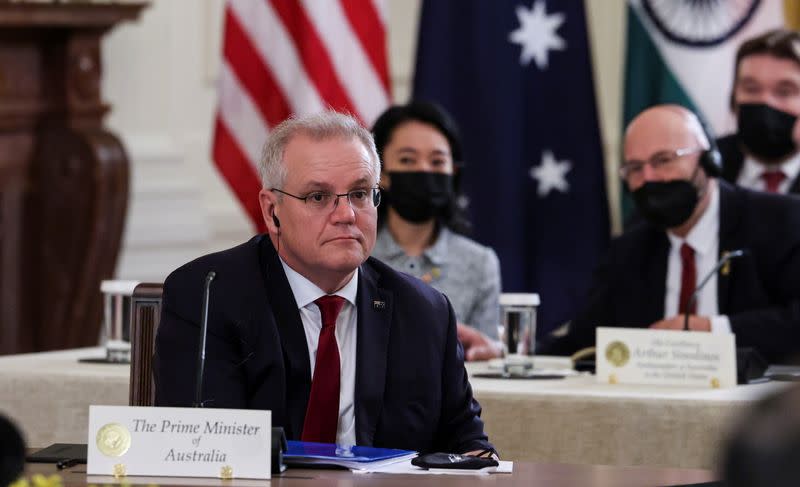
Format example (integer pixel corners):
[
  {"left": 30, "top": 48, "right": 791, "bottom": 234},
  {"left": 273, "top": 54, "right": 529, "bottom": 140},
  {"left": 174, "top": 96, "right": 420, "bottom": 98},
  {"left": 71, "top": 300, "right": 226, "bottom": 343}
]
[{"left": 414, "top": 0, "right": 610, "bottom": 336}]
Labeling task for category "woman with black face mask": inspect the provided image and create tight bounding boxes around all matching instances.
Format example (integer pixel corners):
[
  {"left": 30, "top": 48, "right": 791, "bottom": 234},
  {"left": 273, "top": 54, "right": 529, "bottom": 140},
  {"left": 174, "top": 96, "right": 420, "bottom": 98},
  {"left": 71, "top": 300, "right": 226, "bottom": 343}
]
[{"left": 371, "top": 101, "right": 502, "bottom": 361}]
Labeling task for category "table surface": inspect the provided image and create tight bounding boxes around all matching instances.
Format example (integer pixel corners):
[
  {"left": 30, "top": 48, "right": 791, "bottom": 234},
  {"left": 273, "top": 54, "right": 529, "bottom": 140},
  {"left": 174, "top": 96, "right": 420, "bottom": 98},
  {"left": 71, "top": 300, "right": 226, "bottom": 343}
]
[
  {"left": 466, "top": 357, "right": 785, "bottom": 401},
  {"left": 1, "top": 347, "right": 783, "bottom": 399},
  {"left": 0, "top": 347, "right": 128, "bottom": 378},
  {"left": 25, "top": 458, "right": 717, "bottom": 487},
  {"left": 1, "top": 348, "right": 785, "bottom": 470},
  {"left": 468, "top": 358, "right": 786, "bottom": 469}
]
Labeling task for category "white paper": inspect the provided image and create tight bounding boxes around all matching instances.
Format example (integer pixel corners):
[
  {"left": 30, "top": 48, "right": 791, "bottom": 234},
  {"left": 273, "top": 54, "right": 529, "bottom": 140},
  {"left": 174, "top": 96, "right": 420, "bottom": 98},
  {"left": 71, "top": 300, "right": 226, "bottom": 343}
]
[{"left": 354, "top": 459, "right": 513, "bottom": 475}]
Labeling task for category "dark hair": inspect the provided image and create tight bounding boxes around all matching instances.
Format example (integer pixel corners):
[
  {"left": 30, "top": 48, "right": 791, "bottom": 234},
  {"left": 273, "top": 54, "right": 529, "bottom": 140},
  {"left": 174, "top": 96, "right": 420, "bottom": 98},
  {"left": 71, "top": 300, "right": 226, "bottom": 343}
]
[
  {"left": 730, "top": 29, "right": 800, "bottom": 110},
  {"left": 371, "top": 100, "right": 472, "bottom": 235}
]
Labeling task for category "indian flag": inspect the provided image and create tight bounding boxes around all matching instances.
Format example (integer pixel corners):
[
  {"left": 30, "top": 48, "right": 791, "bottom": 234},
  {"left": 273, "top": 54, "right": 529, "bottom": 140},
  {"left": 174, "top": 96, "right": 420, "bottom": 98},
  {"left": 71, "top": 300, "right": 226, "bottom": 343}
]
[
  {"left": 624, "top": 0, "right": 788, "bottom": 135},
  {"left": 620, "top": 0, "right": 790, "bottom": 217}
]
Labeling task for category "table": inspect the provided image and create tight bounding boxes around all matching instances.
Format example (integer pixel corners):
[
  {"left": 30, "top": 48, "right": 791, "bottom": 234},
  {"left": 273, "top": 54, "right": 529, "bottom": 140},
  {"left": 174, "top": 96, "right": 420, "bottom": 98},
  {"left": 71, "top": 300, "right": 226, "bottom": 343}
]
[
  {"left": 0, "top": 348, "right": 784, "bottom": 470},
  {"left": 24, "top": 459, "right": 716, "bottom": 487},
  {"left": 0, "top": 2, "right": 145, "bottom": 355},
  {"left": 0, "top": 348, "right": 129, "bottom": 446},
  {"left": 467, "top": 358, "right": 784, "bottom": 470}
]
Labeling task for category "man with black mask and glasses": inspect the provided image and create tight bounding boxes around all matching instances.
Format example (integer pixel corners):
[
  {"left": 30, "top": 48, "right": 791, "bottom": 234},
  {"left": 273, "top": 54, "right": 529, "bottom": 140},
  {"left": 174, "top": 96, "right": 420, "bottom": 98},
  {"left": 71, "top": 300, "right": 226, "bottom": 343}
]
[
  {"left": 540, "top": 105, "right": 800, "bottom": 364},
  {"left": 719, "top": 29, "right": 800, "bottom": 194}
]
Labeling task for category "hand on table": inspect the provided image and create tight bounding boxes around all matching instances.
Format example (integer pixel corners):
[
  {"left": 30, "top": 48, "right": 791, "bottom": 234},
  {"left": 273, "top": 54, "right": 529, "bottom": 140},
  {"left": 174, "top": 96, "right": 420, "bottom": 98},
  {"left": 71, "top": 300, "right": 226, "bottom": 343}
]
[
  {"left": 649, "top": 315, "right": 711, "bottom": 332},
  {"left": 457, "top": 323, "right": 502, "bottom": 361}
]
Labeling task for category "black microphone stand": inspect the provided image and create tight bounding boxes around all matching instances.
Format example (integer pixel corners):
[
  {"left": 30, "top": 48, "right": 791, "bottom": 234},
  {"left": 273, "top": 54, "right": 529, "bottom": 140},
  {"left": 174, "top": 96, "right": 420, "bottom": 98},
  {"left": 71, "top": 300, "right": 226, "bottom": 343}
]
[
  {"left": 194, "top": 271, "right": 216, "bottom": 407},
  {"left": 683, "top": 250, "right": 746, "bottom": 330}
]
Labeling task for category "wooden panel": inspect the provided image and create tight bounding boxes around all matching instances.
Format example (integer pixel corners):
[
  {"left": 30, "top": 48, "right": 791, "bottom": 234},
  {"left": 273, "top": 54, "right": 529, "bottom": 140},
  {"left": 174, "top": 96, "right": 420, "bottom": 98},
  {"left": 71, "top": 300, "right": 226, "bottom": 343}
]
[
  {"left": 0, "top": 134, "right": 33, "bottom": 354},
  {"left": 0, "top": 2, "right": 147, "bottom": 355},
  {"left": 0, "top": 3, "right": 145, "bottom": 27},
  {"left": 0, "top": 39, "right": 44, "bottom": 130},
  {"left": 129, "top": 283, "right": 163, "bottom": 407}
]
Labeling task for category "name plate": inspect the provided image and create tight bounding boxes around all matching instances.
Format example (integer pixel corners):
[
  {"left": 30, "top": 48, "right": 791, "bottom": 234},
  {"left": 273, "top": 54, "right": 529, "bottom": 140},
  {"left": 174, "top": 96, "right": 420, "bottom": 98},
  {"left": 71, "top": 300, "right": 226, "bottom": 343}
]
[
  {"left": 87, "top": 405, "right": 271, "bottom": 479},
  {"left": 596, "top": 327, "right": 737, "bottom": 388}
]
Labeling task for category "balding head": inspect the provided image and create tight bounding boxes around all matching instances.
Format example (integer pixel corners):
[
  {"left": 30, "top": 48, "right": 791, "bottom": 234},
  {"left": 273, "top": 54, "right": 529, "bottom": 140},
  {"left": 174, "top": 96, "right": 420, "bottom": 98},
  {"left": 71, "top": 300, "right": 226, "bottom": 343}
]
[
  {"left": 625, "top": 105, "right": 709, "bottom": 156},
  {"left": 623, "top": 105, "right": 711, "bottom": 191}
]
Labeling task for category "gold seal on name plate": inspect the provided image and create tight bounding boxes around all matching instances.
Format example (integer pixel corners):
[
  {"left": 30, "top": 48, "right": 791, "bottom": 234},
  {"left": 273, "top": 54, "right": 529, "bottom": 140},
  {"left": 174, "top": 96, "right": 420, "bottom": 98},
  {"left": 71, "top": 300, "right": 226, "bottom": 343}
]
[
  {"left": 605, "top": 341, "right": 630, "bottom": 368},
  {"left": 96, "top": 423, "right": 131, "bottom": 457},
  {"left": 711, "top": 377, "right": 721, "bottom": 389}
]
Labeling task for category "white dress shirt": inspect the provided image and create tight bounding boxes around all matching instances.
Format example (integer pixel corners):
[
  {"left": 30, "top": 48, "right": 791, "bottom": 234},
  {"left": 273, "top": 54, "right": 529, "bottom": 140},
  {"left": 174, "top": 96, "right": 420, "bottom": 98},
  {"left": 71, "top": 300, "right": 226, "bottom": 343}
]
[
  {"left": 736, "top": 152, "right": 800, "bottom": 194},
  {"left": 280, "top": 259, "right": 358, "bottom": 447},
  {"left": 664, "top": 182, "right": 731, "bottom": 333}
]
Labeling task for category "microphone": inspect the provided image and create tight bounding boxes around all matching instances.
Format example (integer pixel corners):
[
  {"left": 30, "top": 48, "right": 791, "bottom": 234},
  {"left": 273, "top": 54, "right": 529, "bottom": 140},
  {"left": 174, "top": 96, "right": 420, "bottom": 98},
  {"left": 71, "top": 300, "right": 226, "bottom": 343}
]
[
  {"left": 194, "top": 270, "right": 216, "bottom": 407},
  {"left": 683, "top": 250, "right": 747, "bottom": 330}
]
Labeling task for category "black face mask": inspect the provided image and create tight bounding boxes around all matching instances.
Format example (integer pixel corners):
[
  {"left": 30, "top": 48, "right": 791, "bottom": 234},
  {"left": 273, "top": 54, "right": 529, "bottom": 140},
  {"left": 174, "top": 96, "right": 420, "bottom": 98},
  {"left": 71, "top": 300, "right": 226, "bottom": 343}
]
[
  {"left": 631, "top": 177, "right": 701, "bottom": 230},
  {"left": 385, "top": 171, "right": 454, "bottom": 223},
  {"left": 737, "top": 103, "right": 798, "bottom": 161}
]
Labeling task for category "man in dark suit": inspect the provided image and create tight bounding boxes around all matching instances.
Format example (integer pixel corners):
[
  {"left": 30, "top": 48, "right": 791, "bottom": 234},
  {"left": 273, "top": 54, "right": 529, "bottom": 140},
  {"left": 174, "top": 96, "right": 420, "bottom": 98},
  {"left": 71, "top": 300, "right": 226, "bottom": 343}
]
[
  {"left": 718, "top": 29, "right": 800, "bottom": 195},
  {"left": 542, "top": 105, "right": 800, "bottom": 364},
  {"left": 153, "top": 112, "right": 493, "bottom": 456}
]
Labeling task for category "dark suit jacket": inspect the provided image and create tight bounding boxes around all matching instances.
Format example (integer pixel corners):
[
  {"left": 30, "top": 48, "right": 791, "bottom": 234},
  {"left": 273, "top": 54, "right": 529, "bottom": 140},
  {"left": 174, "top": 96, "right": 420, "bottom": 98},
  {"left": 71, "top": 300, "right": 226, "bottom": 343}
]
[
  {"left": 153, "top": 235, "right": 491, "bottom": 454},
  {"left": 542, "top": 181, "right": 800, "bottom": 364},
  {"left": 718, "top": 134, "right": 800, "bottom": 194}
]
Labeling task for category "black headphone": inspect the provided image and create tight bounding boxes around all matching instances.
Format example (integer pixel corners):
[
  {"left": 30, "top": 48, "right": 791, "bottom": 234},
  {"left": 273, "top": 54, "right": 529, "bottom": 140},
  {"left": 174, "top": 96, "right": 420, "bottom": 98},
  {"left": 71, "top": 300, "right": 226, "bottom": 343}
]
[
  {"left": 694, "top": 113, "right": 722, "bottom": 177},
  {"left": 272, "top": 212, "right": 280, "bottom": 228}
]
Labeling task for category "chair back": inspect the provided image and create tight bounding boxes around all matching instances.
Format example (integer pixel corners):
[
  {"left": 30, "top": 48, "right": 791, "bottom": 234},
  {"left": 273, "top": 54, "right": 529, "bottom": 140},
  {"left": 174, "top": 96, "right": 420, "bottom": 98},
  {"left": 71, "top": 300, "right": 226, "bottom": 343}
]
[{"left": 129, "top": 283, "right": 164, "bottom": 406}]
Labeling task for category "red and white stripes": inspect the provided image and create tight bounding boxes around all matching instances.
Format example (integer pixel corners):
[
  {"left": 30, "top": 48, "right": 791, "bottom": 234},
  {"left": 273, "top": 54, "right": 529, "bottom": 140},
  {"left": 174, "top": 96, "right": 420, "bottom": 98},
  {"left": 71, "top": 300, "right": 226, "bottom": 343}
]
[{"left": 213, "top": 0, "right": 391, "bottom": 231}]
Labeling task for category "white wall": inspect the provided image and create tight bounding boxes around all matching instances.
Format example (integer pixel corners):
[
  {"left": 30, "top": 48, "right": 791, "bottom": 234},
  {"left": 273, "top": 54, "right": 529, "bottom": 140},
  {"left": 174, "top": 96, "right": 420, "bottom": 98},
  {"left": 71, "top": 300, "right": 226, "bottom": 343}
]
[
  {"left": 103, "top": 0, "right": 625, "bottom": 282},
  {"left": 104, "top": 0, "right": 243, "bottom": 282}
]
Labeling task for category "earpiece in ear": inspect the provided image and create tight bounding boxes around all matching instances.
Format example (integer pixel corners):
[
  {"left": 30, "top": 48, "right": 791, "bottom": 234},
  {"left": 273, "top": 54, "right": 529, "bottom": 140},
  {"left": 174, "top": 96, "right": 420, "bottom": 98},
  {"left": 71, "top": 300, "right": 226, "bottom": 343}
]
[
  {"left": 272, "top": 212, "right": 281, "bottom": 228},
  {"left": 692, "top": 111, "right": 722, "bottom": 177}
]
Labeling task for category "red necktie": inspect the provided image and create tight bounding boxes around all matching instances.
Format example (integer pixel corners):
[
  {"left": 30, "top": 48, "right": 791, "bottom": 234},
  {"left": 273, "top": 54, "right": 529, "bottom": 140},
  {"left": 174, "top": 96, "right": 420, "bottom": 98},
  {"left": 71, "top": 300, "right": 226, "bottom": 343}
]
[
  {"left": 301, "top": 295, "right": 345, "bottom": 443},
  {"left": 678, "top": 243, "right": 696, "bottom": 315},
  {"left": 761, "top": 170, "right": 786, "bottom": 193}
]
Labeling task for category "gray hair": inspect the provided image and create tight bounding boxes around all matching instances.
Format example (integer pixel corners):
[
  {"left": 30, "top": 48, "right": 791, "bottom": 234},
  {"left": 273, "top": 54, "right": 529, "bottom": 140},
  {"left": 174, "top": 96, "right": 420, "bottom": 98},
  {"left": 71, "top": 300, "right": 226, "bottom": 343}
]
[{"left": 259, "top": 111, "right": 381, "bottom": 190}]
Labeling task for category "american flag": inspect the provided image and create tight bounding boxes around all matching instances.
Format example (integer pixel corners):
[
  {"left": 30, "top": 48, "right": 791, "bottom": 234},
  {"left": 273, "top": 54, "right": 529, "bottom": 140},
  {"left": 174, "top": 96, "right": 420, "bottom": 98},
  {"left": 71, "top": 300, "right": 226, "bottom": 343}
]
[{"left": 212, "top": 0, "right": 391, "bottom": 231}]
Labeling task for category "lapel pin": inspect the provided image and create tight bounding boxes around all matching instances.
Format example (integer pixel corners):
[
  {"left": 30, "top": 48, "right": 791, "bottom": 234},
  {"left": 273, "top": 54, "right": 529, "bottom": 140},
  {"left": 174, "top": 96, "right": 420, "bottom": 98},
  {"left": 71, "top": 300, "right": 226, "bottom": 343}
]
[
  {"left": 373, "top": 300, "right": 386, "bottom": 310},
  {"left": 721, "top": 251, "right": 732, "bottom": 276}
]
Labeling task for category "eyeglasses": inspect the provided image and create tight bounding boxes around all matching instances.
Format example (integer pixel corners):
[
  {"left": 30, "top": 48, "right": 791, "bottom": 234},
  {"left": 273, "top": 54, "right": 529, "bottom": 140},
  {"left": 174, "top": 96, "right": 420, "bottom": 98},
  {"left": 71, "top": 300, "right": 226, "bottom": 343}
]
[
  {"left": 619, "top": 147, "right": 705, "bottom": 180},
  {"left": 271, "top": 187, "right": 381, "bottom": 212}
]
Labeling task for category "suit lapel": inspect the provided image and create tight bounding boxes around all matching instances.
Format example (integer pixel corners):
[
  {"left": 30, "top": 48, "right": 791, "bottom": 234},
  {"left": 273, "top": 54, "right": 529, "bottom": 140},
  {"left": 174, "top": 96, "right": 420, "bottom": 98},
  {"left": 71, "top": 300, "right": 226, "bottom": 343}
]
[
  {"left": 258, "top": 237, "right": 311, "bottom": 440},
  {"left": 717, "top": 181, "right": 744, "bottom": 314},
  {"left": 642, "top": 228, "right": 669, "bottom": 323},
  {"left": 789, "top": 174, "right": 800, "bottom": 195},
  {"left": 354, "top": 260, "right": 392, "bottom": 446}
]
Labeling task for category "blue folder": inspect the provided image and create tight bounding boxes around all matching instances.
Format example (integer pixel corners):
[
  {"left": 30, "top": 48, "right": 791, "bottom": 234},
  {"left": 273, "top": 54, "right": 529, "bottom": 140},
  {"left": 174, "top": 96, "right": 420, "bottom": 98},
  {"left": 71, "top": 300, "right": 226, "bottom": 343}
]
[{"left": 284, "top": 441, "right": 416, "bottom": 469}]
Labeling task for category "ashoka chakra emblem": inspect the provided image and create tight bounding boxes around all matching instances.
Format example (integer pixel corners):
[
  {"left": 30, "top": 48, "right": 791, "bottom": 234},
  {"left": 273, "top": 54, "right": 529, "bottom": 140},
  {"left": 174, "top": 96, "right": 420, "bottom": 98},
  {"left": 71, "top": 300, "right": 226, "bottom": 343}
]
[{"left": 642, "top": 0, "right": 761, "bottom": 47}]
